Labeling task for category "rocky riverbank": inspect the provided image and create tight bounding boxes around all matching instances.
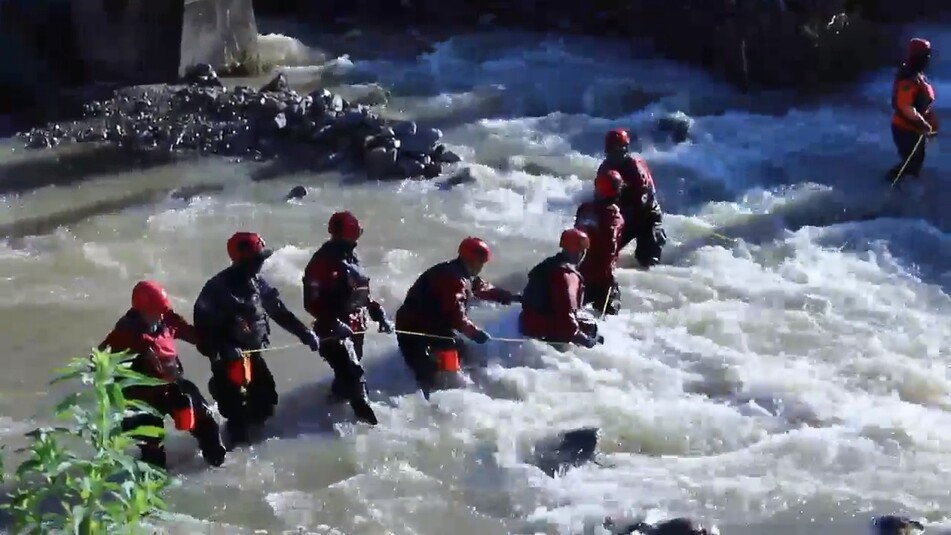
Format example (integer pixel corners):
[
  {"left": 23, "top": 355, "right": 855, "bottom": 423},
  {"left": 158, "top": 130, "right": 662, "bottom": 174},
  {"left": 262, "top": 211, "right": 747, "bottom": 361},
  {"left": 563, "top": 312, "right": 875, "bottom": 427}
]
[
  {"left": 264, "top": 0, "right": 951, "bottom": 92},
  {"left": 16, "top": 66, "right": 466, "bottom": 182}
]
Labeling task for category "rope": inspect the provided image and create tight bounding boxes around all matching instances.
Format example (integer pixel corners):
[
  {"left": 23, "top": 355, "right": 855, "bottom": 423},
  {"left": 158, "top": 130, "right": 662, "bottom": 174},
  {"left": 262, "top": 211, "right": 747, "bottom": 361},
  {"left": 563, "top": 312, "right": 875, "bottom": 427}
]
[
  {"left": 890, "top": 134, "right": 926, "bottom": 189},
  {"left": 241, "top": 327, "right": 527, "bottom": 355}
]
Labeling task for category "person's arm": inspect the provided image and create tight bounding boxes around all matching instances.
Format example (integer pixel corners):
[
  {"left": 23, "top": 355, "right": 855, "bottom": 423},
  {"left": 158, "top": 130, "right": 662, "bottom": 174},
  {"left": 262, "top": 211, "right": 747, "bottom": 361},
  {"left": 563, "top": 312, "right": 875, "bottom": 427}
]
[
  {"left": 472, "top": 276, "right": 518, "bottom": 304},
  {"left": 259, "top": 277, "right": 316, "bottom": 342},
  {"left": 302, "top": 255, "right": 344, "bottom": 320},
  {"left": 165, "top": 309, "right": 200, "bottom": 346},
  {"left": 896, "top": 81, "right": 933, "bottom": 133},
  {"left": 438, "top": 275, "right": 481, "bottom": 338}
]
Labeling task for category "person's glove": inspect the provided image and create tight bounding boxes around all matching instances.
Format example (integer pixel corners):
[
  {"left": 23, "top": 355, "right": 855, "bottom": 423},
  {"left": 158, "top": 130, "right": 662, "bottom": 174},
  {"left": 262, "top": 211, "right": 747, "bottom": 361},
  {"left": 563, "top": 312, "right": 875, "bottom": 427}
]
[
  {"left": 595, "top": 335, "right": 605, "bottom": 345},
  {"left": 572, "top": 332, "right": 597, "bottom": 348},
  {"left": 469, "top": 329, "right": 491, "bottom": 344},
  {"left": 300, "top": 330, "right": 320, "bottom": 351},
  {"left": 332, "top": 320, "right": 354, "bottom": 340},
  {"left": 497, "top": 292, "right": 520, "bottom": 305}
]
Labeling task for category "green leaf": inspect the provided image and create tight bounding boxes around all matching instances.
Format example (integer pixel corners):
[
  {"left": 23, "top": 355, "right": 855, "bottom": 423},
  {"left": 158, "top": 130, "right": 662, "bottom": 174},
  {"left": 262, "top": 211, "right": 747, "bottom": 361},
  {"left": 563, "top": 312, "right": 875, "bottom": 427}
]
[{"left": 123, "top": 425, "right": 165, "bottom": 440}]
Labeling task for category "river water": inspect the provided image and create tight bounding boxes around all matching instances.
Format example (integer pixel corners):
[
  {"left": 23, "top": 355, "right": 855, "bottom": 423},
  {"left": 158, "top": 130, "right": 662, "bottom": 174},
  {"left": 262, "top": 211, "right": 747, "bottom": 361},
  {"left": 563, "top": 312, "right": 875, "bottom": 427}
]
[{"left": 1, "top": 18, "right": 950, "bottom": 535}]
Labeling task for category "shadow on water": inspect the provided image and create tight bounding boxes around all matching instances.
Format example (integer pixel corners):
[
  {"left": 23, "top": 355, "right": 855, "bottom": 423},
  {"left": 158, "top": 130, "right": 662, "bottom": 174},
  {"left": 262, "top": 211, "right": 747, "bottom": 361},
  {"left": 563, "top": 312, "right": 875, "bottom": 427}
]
[{"left": 0, "top": 145, "right": 185, "bottom": 195}]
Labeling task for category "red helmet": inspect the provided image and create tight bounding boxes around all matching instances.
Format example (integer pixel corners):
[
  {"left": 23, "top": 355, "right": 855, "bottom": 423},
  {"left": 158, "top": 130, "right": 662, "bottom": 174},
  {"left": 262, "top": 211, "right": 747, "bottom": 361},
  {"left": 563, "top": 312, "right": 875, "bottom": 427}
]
[
  {"left": 458, "top": 236, "right": 491, "bottom": 264},
  {"left": 131, "top": 280, "right": 171, "bottom": 316},
  {"left": 560, "top": 228, "right": 590, "bottom": 254},
  {"left": 908, "top": 37, "right": 931, "bottom": 59},
  {"left": 227, "top": 232, "right": 272, "bottom": 262},
  {"left": 328, "top": 211, "right": 363, "bottom": 241},
  {"left": 604, "top": 128, "right": 630, "bottom": 152},
  {"left": 594, "top": 169, "right": 623, "bottom": 198}
]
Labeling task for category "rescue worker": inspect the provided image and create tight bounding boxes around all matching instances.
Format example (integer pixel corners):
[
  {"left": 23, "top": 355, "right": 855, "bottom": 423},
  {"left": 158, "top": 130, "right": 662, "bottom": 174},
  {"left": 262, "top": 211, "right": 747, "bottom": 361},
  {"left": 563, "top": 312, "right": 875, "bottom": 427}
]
[
  {"left": 395, "top": 237, "right": 519, "bottom": 399},
  {"left": 575, "top": 169, "right": 625, "bottom": 316},
  {"left": 888, "top": 37, "right": 937, "bottom": 183},
  {"left": 597, "top": 128, "right": 667, "bottom": 268},
  {"left": 100, "top": 280, "right": 226, "bottom": 469},
  {"left": 519, "top": 228, "right": 604, "bottom": 348},
  {"left": 194, "top": 232, "right": 320, "bottom": 445},
  {"left": 302, "top": 211, "right": 392, "bottom": 426}
]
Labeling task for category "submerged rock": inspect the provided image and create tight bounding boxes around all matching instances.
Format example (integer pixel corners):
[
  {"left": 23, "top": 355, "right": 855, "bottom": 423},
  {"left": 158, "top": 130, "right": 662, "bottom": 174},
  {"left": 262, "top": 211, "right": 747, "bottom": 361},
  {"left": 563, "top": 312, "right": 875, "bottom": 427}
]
[{"left": 16, "top": 72, "right": 462, "bottom": 182}]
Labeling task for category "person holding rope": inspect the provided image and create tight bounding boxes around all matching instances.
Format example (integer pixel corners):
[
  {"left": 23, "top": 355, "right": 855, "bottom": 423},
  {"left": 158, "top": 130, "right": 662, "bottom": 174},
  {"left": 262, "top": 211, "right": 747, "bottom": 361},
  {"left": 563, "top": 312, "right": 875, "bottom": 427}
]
[
  {"left": 394, "top": 237, "right": 520, "bottom": 399},
  {"left": 100, "top": 281, "right": 226, "bottom": 469},
  {"left": 193, "top": 232, "right": 319, "bottom": 445},
  {"left": 887, "top": 37, "right": 938, "bottom": 184},
  {"left": 575, "top": 169, "right": 625, "bottom": 316},
  {"left": 519, "top": 228, "right": 603, "bottom": 349},
  {"left": 302, "top": 211, "right": 390, "bottom": 425}
]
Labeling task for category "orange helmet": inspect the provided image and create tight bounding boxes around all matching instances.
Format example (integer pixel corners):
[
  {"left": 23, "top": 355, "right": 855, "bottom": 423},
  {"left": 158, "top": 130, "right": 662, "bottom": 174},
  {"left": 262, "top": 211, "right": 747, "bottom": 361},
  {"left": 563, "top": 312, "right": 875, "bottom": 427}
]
[
  {"left": 559, "top": 228, "right": 590, "bottom": 254},
  {"left": 458, "top": 236, "right": 491, "bottom": 263},
  {"left": 131, "top": 280, "right": 171, "bottom": 316},
  {"left": 594, "top": 169, "right": 623, "bottom": 198},
  {"left": 328, "top": 211, "right": 363, "bottom": 242},
  {"left": 226, "top": 232, "right": 272, "bottom": 262}
]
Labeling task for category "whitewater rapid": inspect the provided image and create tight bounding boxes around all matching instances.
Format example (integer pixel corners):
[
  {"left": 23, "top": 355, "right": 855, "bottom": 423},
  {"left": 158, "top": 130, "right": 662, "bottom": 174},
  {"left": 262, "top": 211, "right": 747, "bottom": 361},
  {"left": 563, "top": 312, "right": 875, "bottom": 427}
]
[{"left": 1, "top": 19, "right": 950, "bottom": 535}]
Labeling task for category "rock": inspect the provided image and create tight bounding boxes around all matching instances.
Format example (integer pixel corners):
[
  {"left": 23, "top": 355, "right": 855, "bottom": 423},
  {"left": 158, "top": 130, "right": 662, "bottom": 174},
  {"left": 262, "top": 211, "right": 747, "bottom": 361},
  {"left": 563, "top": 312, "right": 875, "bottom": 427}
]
[
  {"left": 656, "top": 111, "right": 693, "bottom": 144},
  {"left": 531, "top": 427, "right": 599, "bottom": 477},
  {"left": 432, "top": 144, "right": 461, "bottom": 163},
  {"left": 397, "top": 156, "right": 426, "bottom": 178},
  {"left": 603, "top": 517, "right": 714, "bottom": 535},
  {"left": 285, "top": 185, "right": 308, "bottom": 200},
  {"left": 260, "top": 72, "right": 290, "bottom": 93},
  {"left": 393, "top": 120, "right": 417, "bottom": 139},
  {"left": 872, "top": 515, "right": 925, "bottom": 535},
  {"left": 365, "top": 146, "right": 399, "bottom": 178},
  {"left": 182, "top": 63, "right": 222, "bottom": 87},
  {"left": 401, "top": 126, "right": 442, "bottom": 154}
]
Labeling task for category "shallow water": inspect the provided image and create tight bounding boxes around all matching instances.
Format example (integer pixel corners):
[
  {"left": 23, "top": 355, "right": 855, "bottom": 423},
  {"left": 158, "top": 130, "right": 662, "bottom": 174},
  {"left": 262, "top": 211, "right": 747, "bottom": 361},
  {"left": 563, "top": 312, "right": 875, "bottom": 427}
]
[{"left": 1, "top": 19, "right": 950, "bottom": 535}]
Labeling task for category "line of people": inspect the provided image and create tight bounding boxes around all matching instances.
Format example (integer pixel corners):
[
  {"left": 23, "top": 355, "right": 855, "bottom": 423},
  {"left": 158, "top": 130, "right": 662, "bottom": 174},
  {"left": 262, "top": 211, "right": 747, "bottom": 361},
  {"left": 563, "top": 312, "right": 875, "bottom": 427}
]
[{"left": 98, "top": 128, "right": 667, "bottom": 470}]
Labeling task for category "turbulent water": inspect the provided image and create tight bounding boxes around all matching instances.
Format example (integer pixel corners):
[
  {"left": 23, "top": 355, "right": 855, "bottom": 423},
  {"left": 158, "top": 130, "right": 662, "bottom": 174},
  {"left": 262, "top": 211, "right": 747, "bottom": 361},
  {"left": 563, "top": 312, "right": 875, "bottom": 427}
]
[{"left": 1, "top": 18, "right": 951, "bottom": 535}]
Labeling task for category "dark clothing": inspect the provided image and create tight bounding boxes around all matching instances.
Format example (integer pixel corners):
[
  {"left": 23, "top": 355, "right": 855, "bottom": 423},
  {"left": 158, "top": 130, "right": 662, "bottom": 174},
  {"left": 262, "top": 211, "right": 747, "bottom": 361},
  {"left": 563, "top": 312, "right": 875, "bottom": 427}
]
[
  {"left": 395, "top": 258, "right": 515, "bottom": 340},
  {"left": 519, "top": 252, "right": 585, "bottom": 343},
  {"left": 193, "top": 264, "right": 314, "bottom": 443},
  {"left": 395, "top": 257, "right": 514, "bottom": 396},
  {"left": 396, "top": 331, "right": 466, "bottom": 399},
  {"left": 121, "top": 378, "right": 224, "bottom": 469},
  {"left": 100, "top": 309, "right": 224, "bottom": 468},
  {"left": 302, "top": 239, "right": 382, "bottom": 424},
  {"left": 889, "top": 124, "right": 926, "bottom": 179},
  {"left": 597, "top": 154, "right": 666, "bottom": 267},
  {"left": 574, "top": 200, "right": 624, "bottom": 315}
]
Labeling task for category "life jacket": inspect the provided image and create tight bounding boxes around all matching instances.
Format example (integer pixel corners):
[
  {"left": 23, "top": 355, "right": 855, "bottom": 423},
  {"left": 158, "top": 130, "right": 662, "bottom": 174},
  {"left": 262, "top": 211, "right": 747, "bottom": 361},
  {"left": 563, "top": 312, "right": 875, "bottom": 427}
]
[
  {"left": 314, "top": 240, "right": 371, "bottom": 314},
  {"left": 399, "top": 259, "right": 472, "bottom": 330},
  {"left": 521, "top": 253, "right": 583, "bottom": 314},
  {"left": 891, "top": 65, "right": 935, "bottom": 132},
  {"left": 111, "top": 310, "right": 182, "bottom": 381},
  {"left": 209, "top": 268, "right": 271, "bottom": 350}
]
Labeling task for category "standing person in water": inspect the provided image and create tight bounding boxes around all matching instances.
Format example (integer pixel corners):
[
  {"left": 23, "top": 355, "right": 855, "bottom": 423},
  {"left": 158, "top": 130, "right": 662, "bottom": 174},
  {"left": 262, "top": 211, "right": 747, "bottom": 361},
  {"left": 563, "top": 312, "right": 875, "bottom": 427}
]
[
  {"left": 575, "top": 169, "right": 626, "bottom": 316},
  {"left": 394, "top": 237, "right": 519, "bottom": 399},
  {"left": 888, "top": 37, "right": 938, "bottom": 184},
  {"left": 193, "top": 232, "right": 319, "bottom": 445},
  {"left": 302, "top": 211, "right": 392, "bottom": 426},
  {"left": 100, "top": 281, "right": 226, "bottom": 469},
  {"left": 519, "top": 228, "right": 603, "bottom": 348},
  {"left": 597, "top": 128, "right": 667, "bottom": 268}
]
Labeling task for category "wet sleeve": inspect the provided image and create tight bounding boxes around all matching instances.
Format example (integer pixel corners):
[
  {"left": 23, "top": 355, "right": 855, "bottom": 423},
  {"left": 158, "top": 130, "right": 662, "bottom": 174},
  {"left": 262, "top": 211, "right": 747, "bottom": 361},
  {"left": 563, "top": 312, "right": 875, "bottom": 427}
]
[
  {"left": 550, "top": 270, "right": 580, "bottom": 339},
  {"left": 608, "top": 209, "right": 623, "bottom": 257},
  {"left": 260, "top": 277, "right": 312, "bottom": 340},
  {"left": 193, "top": 282, "right": 230, "bottom": 356},
  {"left": 165, "top": 310, "right": 200, "bottom": 346},
  {"left": 472, "top": 276, "right": 515, "bottom": 303},
  {"left": 302, "top": 255, "right": 343, "bottom": 320},
  {"left": 439, "top": 275, "right": 479, "bottom": 337},
  {"left": 98, "top": 328, "right": 125, "bottom": 354}
]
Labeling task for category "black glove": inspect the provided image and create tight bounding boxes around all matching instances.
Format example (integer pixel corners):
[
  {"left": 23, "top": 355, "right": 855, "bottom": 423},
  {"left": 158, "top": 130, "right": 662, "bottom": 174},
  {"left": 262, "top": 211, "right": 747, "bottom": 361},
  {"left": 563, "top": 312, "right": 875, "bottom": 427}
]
[
  {"left": 595, "top": 335, "right": 605, "bottom": 345},
  {"left": 653, "top": 226, "right": 667, "bottom": 247},
  {"left": 378, "top": 317, "right": 394, "bottom": 334},
  {"left": 572, "top": 332, "right": 597, "bottom": 348},
  {"left": 300, "top": 330, "right": 319, "bottom": 351},
  {"left": 497, "top": 292, "right": 520, "bottom": 306},
  {"left": 332, "top": 320, "right": 354, "bottom": 340},
  {"left": 469, "top": 329, "right": 490, "bottom": 344}
]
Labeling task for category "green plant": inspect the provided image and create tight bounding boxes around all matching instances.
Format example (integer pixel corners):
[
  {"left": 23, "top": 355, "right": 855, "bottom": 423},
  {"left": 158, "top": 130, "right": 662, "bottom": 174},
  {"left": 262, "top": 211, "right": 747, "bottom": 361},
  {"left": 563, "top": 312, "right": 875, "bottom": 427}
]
[{"left": 3, "top": 348, "right": 174, "bottom": 534}]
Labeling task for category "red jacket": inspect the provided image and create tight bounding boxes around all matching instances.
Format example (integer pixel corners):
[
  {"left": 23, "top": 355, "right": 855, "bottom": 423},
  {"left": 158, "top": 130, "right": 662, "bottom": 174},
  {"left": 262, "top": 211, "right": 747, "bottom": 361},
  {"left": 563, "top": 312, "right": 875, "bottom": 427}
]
[
  {"left": 597, "top": 154, "right": 662, "bottom": 227},
  {"left": 302, "top": 239, "right": 383, "bottom": 336},
  {"left": 574, "top": 200, "right": 624, "bottom": 284},
  {"left": 891, "top": 64, "right": 937, "bottom": 133},
  {"left": 518, "top": 253, "right": 584, "bottom": 342},
  {"left": 395, "top": 258, "right": 514, "bottom": 338},
  {"left": 99, "top": 309, "right": 199, "bottom": 382}
]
